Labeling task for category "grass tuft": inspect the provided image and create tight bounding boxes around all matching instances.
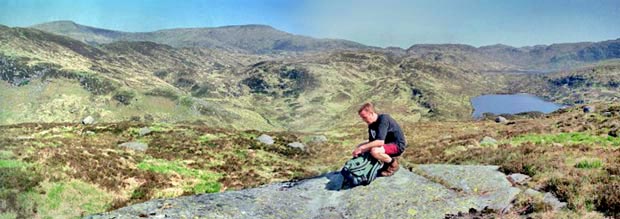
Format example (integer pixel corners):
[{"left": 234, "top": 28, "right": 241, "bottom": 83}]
[{"left": 575, "top": 159, "right": 603, "bottom": 169}]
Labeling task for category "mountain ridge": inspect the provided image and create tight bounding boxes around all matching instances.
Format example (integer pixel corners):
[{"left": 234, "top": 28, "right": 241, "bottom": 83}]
[
  {"left": 28, "top": 20, "right": 620, "bottom": 72},
  {"left": 31, "top": 21, "right": 374, "bottom": 54}
]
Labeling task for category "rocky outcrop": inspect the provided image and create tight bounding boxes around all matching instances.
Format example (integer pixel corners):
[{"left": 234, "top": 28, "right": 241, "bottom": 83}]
[{"left": 87, "top": 165, "right": 522, "bottom": 219}]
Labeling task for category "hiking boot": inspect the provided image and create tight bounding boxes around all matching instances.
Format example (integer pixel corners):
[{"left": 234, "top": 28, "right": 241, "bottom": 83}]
[{"left": 380, "top": 157, "right": 399, "bottom": 177}]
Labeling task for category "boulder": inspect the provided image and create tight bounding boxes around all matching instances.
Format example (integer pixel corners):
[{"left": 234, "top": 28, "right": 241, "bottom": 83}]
[
  {"left": 118, "top": 142, "right": 148, "bottom": 152},
  {"left": 87, "top": 165, "right": 521, "bottom": 219},
  {"left": 287, "top": 142, "right": 305, "bottom": 151},
  {"left": 495, "top": 116, "right": 508, "bottom": 124},
  {"left": 81, "top": 116, "right": 95, "bottom": 125},
  {"left": 257, "top": 134, "right": 274, "bottom": 145}
]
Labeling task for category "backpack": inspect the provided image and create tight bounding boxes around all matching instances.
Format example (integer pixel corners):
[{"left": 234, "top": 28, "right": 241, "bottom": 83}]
[{"left": 340, "top": 152, "right": 382, "bottom": 189}]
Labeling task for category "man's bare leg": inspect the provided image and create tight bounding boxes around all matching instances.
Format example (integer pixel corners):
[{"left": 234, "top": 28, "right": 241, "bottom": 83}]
[
  {"left": 370, "top": 146, "right": 393, "bottom": 163},
  {"left": 370, "top": 146, "right": 399, "bottom": 176}
]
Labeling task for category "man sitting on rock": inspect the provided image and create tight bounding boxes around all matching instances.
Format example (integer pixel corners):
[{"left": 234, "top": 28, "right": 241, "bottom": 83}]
[{"left": 352, "top": 102, "right": 407, "bottom": 176}]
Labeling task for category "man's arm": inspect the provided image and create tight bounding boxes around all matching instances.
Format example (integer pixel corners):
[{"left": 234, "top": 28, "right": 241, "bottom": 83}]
[
  {"left": 352, "top": 139, "right": 385, "bottom": 157},
  {"left": 359, "top": 140, "right": 385, "bottom": 151}
]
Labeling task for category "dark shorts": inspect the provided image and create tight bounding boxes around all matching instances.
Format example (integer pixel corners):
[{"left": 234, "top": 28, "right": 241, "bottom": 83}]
[{"left": 383, "top": 143, "right": 401, "bottom": 156}]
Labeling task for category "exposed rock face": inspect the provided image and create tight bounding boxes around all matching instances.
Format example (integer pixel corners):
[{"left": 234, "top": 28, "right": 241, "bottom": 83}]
[{"left": 87, "top": 165, "right": 521, "bottom": 219}]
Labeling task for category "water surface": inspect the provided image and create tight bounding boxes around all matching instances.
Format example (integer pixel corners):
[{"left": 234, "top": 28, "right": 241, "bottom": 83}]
[{"left": 471, "top": 93, "right": 563, "bottom": 118}]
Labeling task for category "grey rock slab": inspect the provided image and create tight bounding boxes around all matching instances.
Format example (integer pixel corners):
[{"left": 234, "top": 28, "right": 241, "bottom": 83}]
[
  {"left": 257, "top": 134, "right": 274, "bottom": 145},
  {"left": 118, "top": 142, "right": 148, "bottom": 152},
  {"left": 87, "top": 165, "right": 521, "bottom": 219},
  {"left": 414, "top": 164, "right": 520, "bottom": 211},
  {"left": 507, "top": 173, "right": 531, "bottom": 185}
]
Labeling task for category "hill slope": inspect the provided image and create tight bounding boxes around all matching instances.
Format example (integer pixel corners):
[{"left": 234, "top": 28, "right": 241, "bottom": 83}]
[
  {"left": 1, "top": 102, "right": 618, "bottom": 218},
  {"left": 2, "top": 24, "right": 620, "bottom": 131},
  {"left": 0, "top": 26, "right": 509, "bottom": 131}
]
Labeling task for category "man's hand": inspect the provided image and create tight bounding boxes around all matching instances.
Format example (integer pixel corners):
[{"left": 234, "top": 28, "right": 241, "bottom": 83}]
[{"left": 352, "top": 147, "right": 364, "bottom": 157}]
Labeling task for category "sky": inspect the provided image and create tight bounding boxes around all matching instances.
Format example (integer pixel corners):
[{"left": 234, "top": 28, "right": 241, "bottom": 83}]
[{"left": 0, "top": 0, "right": 619, "bottom": 48}]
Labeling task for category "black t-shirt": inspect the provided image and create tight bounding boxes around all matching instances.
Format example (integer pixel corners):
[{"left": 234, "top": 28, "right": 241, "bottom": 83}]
[{"left": 368, "top": 114, "right": 407, "bottom": 153}]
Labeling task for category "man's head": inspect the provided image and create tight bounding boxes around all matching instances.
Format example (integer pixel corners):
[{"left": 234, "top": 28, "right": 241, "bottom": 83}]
[{"left": 358, "top": 102, "right": 378, "bottom": 125}]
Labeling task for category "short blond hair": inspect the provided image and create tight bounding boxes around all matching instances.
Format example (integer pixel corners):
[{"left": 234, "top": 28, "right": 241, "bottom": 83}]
[{"left": 358, "top": 102, "right": 375, "bottom": 114}]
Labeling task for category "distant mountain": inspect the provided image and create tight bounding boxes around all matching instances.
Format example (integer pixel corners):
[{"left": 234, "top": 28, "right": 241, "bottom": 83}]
[
  {"left": 31, "top": 20, "right": 126, "bottom": 44},
  {"left": 407, "top": 39, "right": 620, "bottom": 71},
  {"left": 31, "top": 21, "right": 620, "bottom": 71},
  {"left": 31, "top": 21, "right": 373, "bottom": 54}
]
